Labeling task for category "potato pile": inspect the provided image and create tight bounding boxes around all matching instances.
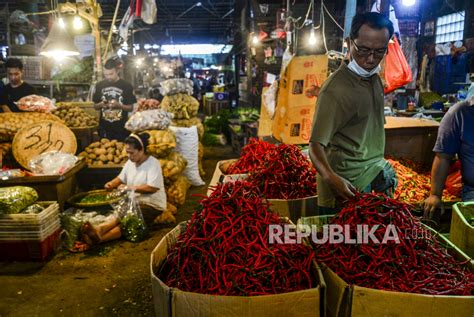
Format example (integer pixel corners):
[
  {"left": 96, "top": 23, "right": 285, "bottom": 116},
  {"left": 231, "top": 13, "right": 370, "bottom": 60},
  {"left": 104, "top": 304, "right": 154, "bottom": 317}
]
[
  {"left": 0, "top": 113, "right": 63, "bottom": 142},
  {"left": 79, "top": 139, "right": 128, "bottom": 167},
  {"left": 172, "top": 117, "right": 204, "bottom": 140},
  {"left": 52, "top": 103, "right": 98, "bottom": 128},
  {"left": 147, "top": 130, "right": 176, "bottom": 158},
  {"left": 136, "top": 98, "right": 161, "bottom": 112},
  {"left": 161, "top": 94, "right": 199, "bottom": 119},
  {"left": 159, "top": 152, "right": 187, "bottom": 184},
  {"left": 166, "top": 175, "right": 191, "bottom": 206}
]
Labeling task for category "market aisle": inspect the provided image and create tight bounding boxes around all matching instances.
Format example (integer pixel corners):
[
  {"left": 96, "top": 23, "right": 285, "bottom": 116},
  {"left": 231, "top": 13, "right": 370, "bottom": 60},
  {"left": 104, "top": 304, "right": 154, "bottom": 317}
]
[{"left": 0, "top": 145, "right": 236, "bottom": 316}]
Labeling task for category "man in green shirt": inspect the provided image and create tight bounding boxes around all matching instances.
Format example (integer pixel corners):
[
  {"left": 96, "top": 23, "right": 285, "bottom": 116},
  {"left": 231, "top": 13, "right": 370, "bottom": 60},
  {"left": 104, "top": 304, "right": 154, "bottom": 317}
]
[{"left": 309, "top": 12, "right": 396, "bottom": 213}]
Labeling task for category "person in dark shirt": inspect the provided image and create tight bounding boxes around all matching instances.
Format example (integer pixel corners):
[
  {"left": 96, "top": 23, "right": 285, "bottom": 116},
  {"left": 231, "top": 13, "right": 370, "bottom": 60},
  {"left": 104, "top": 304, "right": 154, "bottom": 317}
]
[
  {"left": 93, "top": 57, "right": 136, "bottom": 141},
  {"left": 1, "top": 58, "right": 36, "bottom": 112}
]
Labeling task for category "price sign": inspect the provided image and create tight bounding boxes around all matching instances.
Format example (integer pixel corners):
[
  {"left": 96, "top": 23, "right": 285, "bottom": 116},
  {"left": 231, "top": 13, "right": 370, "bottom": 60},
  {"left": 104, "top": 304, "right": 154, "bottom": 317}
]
[{"left": 12, "top": 120, "right": 77, "bottom": 169}]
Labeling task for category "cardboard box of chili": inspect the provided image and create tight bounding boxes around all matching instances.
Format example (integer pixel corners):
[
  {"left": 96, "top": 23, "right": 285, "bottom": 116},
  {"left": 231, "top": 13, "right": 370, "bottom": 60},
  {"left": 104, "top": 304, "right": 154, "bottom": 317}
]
[
  {"left": 150, "top": 221, "right": 326, "bottom": 317},
  {"left": 300, "top": 216, "right": 474, "bottom": 317}
]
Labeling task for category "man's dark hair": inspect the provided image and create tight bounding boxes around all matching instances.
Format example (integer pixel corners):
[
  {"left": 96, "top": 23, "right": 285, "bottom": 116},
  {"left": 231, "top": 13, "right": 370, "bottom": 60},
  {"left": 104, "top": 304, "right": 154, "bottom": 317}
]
[
  {"left": 5, "top": 58, "right": 23, "bottom": 70},
  {"left": 350, "top": 12, "right": 394, "bottom": 40},
  {"left": 124, "top": 133, "right": 150, "bottom": 152},
  {"left": 104, "top": 56, "right": 123, "bottom": 70}
]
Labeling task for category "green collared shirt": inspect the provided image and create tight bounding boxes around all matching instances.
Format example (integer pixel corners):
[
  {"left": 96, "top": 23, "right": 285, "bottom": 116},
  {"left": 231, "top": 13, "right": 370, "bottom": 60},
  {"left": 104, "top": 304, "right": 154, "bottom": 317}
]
[{"left": 310, "top": 62, "right": 387, "bottom": 208}]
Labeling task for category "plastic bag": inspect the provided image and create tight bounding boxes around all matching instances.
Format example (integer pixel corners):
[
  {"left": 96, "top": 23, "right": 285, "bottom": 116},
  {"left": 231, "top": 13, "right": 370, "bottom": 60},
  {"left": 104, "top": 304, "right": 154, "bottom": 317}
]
[
  {"left": 160, "top": 78, "right": 193, "bottom": 96},
  {"left": 118, "top": 190, "right": 147, "bottom": 242},
  {"left": 147, "top": 130, "right": 176, "bottom": 158},
  {"left": 169, "top": 126, "right": 205, "bottom": 186},
  {"left": 166, "top": 175, "right": 191, "bottom": 206},
  {"left": 60, "top": 209, "right": 113, "bottom": 248},
  {"left": 28, "top": 151, "right": 78, "bottom": 175},
  {"left": 17, "top": 95, "right": 56, "bottom": 113},
  {"left": 125, "top": 109, "right": 173, "bottom": 132},
  {"left": 0, "top": 186, "right": 38, "bottom": 214},
  {"left": 159, "top": 152, "right": 187, "bottom": 184},
  {"left": 161, "top": 94, "right": 199, "bottom": 119},
  {"left": 263, "top": 80, "right": 278, "bottom": 118},
  {"left": 384, "top": 37, "right": 413, "bottom": 94},
  {"left": 136, "top": 98, "right": 161, "bottom": 112}
]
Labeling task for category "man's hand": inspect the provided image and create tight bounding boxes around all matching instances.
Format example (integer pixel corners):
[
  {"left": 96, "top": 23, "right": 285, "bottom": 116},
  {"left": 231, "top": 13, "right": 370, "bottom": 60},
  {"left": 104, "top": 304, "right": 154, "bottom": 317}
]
[
  {"left": 94, "top": 101, "right": 107, "bottom": 110},
  {"left": 326, "top": 173, "right": 357, "bottom": 200},
  {"left": 108, "top": 100, "right": 122, "bottom": 110},
  {"left": 423, "top": 194, "right": 442, "bottom": 218},
  {"left": 305, "top": 85, "right": 321, "bottom": 98}
]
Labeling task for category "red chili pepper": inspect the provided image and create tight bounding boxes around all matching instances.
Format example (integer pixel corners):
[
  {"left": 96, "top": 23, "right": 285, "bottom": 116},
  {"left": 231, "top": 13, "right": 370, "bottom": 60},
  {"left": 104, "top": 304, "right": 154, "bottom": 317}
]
[
  {"left": 315, "top": 192, "right": 474, "bottom": 296},
  {"left": 158, "top": 181, "right": 316, "bottom": 296}
]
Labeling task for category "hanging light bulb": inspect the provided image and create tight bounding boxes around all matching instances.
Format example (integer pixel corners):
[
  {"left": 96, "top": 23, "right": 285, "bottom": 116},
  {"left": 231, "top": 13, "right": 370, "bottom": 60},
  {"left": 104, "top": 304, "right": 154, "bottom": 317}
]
[
  {"left": 58, "top": 17, "right": 66, "bottom": 29},
  {"left": 73, "top": 15, "right": 83, "bottom": 30},
  {"left": 308, "top": 28, "right": 317, "bottom": 46},
  {"left": 251, "top": 33, "right": 259, "bottom": 45},
  {"left": 402, "top": 0, "right": 416, "bottom": 6}
]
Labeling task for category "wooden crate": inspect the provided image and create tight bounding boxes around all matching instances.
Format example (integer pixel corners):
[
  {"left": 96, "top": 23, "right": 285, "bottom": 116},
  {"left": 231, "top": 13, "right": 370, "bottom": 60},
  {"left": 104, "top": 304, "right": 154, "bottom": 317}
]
[
  {"left": 204, "top": 100, "right": 229, "bottom": 116},
  {"left": 0, "top": 161, "right": 86, "bottom": 211}
]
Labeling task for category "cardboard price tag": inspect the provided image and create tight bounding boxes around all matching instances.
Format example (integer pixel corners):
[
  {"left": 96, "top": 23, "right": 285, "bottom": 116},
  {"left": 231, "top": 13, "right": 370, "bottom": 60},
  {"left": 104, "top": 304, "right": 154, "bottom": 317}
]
[{"left": 12, "top": 120, "right": 77, "bottom": 169}]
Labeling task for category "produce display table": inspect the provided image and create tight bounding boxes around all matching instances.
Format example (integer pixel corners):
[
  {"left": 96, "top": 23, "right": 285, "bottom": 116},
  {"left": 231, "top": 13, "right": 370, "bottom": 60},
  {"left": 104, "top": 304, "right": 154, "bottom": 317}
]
[
  {"left": 384, "top": 117, "right": 439, "bottom": 168},
  {"left": 70, "top": 126, "right": 98, "bottom": 152},
  {"left": 76, "top": 165, "right": 122, "bottom": 192},
  {"left": 0, "top": 160, "right": 86, "bottom": 210}
]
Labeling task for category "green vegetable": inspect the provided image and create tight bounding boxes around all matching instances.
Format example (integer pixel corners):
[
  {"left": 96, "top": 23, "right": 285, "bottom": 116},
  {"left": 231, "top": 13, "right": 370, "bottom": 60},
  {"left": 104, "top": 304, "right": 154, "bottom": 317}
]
[
  {"left": 51, "top": 56, "right": 93, "bottom": 83},
  {"left": 419, "top": 92, "right": 446, "bottom": 109},
  {"left": 0, "top": 186, "right": 39, "bottom": 214},
  {"left": 80, "top": 193, "right": 112, "bottom": 204},
  {"left": 21, "top": 204, "right": 44, "bottom": 214},
  {"left": 121, "top": 214, "right": 147, "bottom": 242}
]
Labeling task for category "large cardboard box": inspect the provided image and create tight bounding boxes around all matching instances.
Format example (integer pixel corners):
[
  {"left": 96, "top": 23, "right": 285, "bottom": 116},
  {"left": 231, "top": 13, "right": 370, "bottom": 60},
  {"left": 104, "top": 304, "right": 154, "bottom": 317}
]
[
  {"left": 150, "top": 222, "right": 326, "bottom": 317},
  {"left": 450, "top": 202, "right": 474, "bottom": 258},
  {"left": 319, "top": 225, "right": 474, "bottom": 317},
  {"left": 384, "top": 117, "right": 439, "bottom": 167},
  {"left": 272, "top": 55, "right": 328, "bottom": 144}
]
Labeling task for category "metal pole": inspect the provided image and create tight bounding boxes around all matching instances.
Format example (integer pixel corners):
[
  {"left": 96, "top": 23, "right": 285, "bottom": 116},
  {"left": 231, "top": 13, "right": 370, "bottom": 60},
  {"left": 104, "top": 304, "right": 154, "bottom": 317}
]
[{"left": 343, "top": 0, "right": 357, "bottom": 48}]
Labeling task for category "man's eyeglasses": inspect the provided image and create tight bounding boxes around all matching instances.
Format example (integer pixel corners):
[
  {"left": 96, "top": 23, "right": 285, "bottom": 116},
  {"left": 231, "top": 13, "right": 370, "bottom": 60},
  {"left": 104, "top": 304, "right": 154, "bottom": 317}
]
[{"left": 351, "top": 40, "right": 387, "bottom": 58}]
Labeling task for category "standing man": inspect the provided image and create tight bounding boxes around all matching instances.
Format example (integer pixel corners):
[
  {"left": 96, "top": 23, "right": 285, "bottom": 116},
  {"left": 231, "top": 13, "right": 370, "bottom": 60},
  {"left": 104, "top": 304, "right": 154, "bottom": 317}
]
[
  {"left": 1, "top": 58, "right": 36, "bottom": 112},
  {"left": 93, "top": 57, "right": 136, "bottom": 141},
  {"left": 423, "top": 90, "right": 474, "bottom": 216},
  {"left": 309, "top": 12, "right": 396, "bottom": 214}
]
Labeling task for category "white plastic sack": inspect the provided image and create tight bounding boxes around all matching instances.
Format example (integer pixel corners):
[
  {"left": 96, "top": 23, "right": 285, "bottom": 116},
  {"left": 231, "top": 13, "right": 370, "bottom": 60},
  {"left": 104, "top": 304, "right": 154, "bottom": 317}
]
[
  {"left": 169, "top": 126, "right": 205, "bottom": 186},
  {"left": 263, "top": 80, "right": 278, "bottom": 118},
  {"left": 125, "top": 109, "right": 173, "bottom": 132},
  {"left": 28, "top": 151, "right": 77, "bottom": 175},
  {"left": 160, "top": 78, "right": 193, "bottom": 96}
]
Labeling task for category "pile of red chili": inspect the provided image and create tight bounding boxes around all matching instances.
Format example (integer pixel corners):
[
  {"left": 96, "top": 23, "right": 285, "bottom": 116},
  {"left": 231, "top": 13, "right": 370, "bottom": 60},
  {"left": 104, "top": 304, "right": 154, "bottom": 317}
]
[
  {"left": 388, "top": 158, "right": 459, "bottom": 204},
  {"left": 248, "top": 144, "right": 317, "bottom": 199},
  {"left": 159, "top": 181, "right": 316, "bottom": 296},
  {"left": 227, "top": 138, "right": 277, "bottom": 174},
  {"left": 315, "top": 193, "right": 474, "bottom": 295}
]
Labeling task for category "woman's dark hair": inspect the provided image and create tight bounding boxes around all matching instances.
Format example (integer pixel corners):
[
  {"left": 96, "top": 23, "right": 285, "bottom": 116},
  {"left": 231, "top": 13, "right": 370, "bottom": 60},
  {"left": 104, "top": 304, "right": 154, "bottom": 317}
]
[
  {"left": 124, "top": 133, "right": 150, "bottom": 152},
  {"left": 5, "top": 58, "right": 23, "bottom": 70},
  {"left": 350, "top": 12, "right": 394, "bottom": 40},
  {"left": 104, "top": 56, "right": 123, "bottom": 70}
]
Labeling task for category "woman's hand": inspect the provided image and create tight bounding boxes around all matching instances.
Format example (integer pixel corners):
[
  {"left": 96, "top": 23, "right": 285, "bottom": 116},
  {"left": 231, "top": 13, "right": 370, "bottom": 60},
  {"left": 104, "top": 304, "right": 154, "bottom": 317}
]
[{"left": 105, "top": 181, "right": 115, "bottom": 190}]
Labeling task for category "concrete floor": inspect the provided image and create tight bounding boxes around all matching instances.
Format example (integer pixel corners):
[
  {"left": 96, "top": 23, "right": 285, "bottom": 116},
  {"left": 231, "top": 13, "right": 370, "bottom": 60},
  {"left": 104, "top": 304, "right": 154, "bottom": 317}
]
[{"left": 0, "top": 145, "right": 236, "bottom": 317}]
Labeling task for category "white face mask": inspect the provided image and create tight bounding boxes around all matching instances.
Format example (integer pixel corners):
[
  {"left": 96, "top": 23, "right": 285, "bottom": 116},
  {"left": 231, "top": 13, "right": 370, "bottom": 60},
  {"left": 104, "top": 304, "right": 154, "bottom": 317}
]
[{"left": 347, "top": 58, "right": 381, "bottom": 78}]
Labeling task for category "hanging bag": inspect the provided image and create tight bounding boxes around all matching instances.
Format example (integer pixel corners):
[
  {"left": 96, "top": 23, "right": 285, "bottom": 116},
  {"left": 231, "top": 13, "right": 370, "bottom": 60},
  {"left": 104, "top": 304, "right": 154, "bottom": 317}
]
[{"left": 384, "top": 36, "right": 413, "bottom": 94}]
